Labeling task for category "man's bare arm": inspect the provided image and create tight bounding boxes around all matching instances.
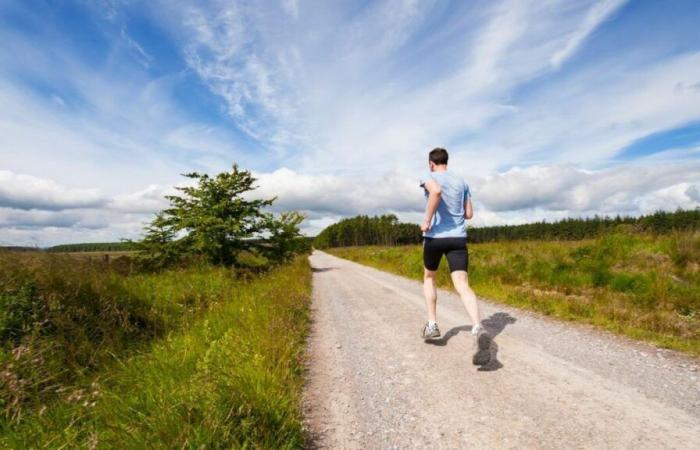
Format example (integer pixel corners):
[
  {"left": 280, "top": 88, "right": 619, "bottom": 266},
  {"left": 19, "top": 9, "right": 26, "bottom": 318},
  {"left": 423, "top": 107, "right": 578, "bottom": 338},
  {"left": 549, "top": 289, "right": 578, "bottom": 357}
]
[
  {"left": 464, "top": 197, "right": 473, "bottom": 220},
  {"left": 421, "top": 179, "right": 441, "bottom": 232}
]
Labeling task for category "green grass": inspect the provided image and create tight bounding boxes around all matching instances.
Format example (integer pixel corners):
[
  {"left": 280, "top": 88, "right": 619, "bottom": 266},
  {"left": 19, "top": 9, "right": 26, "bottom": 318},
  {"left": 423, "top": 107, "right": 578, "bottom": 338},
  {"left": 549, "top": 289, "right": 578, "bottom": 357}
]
[
  {"left": 327, "top": 231, "right": 700, "bottom": 356},
  {"left": 1, "top": 253, "right": 312, "bottom": 448}
]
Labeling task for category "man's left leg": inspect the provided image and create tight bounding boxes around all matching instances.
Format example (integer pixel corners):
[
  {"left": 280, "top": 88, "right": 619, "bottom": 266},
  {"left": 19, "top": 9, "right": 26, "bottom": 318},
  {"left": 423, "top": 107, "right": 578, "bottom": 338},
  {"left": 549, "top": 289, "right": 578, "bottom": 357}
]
[
  {"left": 446, "top": 240, "right": 491, "bottom": 365},
  {"left": 421, "top": 238, "right": 441, "bottom": 339},
  {"left": 424, "top": 268, "right": 438, "bottom": 323},
  {"left": 450, "top": 270, "right": 481, "bottom": 329},
  {"left": 452, "top": 270, "right": 491, "bottom": 365},
  {"left": 422, "top": 268, "right": 441, "bottom": 338}
]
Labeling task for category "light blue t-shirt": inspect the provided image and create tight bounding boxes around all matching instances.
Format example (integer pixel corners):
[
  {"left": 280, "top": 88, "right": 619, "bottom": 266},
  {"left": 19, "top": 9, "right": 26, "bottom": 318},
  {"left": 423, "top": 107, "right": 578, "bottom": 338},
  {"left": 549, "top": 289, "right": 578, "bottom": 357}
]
[{"left": 420, "top": 171, "right": 471, "bottom": 238}]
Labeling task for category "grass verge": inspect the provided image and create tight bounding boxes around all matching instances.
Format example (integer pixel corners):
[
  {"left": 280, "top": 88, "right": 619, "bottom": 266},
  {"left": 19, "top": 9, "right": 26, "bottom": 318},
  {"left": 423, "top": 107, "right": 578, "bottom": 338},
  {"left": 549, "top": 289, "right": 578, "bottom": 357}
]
[
  {"left": 1, "top": 256, "right": 312, "bottom": 448},
  {"left": 327, "top": 232, "right": 700, "bottom": 356}
]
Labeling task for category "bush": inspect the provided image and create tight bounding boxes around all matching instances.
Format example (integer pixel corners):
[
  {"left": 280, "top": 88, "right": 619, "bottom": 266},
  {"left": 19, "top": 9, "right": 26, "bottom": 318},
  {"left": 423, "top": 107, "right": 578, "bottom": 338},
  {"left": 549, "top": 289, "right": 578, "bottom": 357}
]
[{"left": 0, "top": 283, "right": 43, "bottom": 344}]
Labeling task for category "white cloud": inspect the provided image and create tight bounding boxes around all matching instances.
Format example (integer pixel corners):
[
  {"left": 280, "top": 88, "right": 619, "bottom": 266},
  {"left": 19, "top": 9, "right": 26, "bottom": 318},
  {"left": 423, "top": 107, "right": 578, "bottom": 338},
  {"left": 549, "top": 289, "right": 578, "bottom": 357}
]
[
  {"left": 288, "top": 0, "right": 644, "bottom": 175},
  {"left": 153, "top": 0, "right": 699, "bottom": 180},
  {"left": 0, "top": 219, "right": 146, "bottom": 247},
  {"left": 281, "top": 0, "right": 299, "bottom": 19},
  {"left": 0, "top": 34, "right": 252, "bottom": 194},
  {"left": 477, "top": 163, "right": 700, "bottom": 214},
  {"left": 253, "top": 162, "right": 700, "bottom": 235},
  {"left": 456, "top": 51, "right": 700, "bottom": 168},
  {"left": 108, "top": 184, "right": 173, "bottom": 213},
  {"left": 2, "top": 160, "right": 699, "bottom": 246},
  {"left": 550, "top": 0, "right": 627, "bottom": 68},
  {"left": 252, "top": 167, "right": 423, "bottom": 216},
  {"left": 120, "top": 27, "right": 153, "bottom": 67},
  {"left": 50, "top": 94, "right": 65, "bottom": 107},
  {"left": 0, "top": 170, "right": 105, "bottom": 211},
  {"left": 687, "top": 184, "right": 700, "bottom": 202},
  {"left": 180, "top": 1, "right": 305, "bottom": 154}
]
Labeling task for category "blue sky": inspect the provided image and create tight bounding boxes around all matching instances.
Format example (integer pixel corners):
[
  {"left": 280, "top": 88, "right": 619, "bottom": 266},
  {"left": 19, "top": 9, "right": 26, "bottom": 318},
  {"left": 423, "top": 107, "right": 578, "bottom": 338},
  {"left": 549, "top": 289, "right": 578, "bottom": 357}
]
[{"left": 1, "top": 0, "right": 699, "bottom": 245}]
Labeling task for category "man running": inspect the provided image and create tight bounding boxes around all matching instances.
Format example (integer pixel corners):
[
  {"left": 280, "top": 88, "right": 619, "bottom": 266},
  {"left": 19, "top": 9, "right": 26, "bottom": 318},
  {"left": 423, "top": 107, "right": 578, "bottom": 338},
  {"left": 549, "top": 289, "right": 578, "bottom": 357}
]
[{"left": 419, "top": 148, "right": 491, "bottom": 366}]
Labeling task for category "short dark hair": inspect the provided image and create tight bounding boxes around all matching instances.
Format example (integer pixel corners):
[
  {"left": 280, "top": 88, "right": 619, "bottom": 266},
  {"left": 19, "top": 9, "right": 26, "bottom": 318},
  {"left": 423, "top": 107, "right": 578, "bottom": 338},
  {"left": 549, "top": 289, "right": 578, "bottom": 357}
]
[{"left": 429, "top": 148, "right": 448, "bottom": 165}]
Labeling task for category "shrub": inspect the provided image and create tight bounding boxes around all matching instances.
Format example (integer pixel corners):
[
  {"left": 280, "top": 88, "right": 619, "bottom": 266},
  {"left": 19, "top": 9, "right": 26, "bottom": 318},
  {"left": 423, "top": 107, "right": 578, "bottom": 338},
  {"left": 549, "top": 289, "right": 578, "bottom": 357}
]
[{"left": 0, "top": 283, "right": 44, "bottom": 344}]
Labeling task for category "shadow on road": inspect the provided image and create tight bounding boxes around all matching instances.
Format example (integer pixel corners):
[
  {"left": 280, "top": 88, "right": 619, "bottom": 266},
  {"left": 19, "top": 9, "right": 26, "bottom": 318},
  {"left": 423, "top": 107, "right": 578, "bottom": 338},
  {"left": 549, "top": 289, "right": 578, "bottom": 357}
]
[
  {"left": 311, "top": 267, "right": 336, "bottom": 273},
  {"left": 424, "top": 311, "right": 516, "bottom": 372}
]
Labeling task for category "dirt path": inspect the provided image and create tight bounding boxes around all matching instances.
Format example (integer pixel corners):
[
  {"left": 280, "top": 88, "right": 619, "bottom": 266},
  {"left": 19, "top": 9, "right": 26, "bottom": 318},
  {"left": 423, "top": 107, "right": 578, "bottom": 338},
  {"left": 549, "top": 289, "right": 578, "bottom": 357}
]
[{"left": 302, "top": 250, "right": 700, "bottom": 449}]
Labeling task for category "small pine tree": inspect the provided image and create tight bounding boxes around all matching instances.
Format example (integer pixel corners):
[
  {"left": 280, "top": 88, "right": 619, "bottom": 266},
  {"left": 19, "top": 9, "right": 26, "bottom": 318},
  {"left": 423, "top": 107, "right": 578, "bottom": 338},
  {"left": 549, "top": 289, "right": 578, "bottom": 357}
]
[{"left": 138, "top": 165, "right": 304, "bottom": 268}]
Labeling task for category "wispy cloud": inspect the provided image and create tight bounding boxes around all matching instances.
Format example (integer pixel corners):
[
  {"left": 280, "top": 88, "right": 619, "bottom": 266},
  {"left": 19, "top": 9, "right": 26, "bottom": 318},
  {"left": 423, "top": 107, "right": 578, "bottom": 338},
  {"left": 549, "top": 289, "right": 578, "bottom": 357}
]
[
  {"left": 281, "top": 0, "right": 299, "bottom": 20},
  {"left": 179, "top": 1, "right": 304, "bottom": 153},
  {"left": 1, "top": 0, "right": 700, "bottom": 245},
  {"left": 120, "top": 27, "right": 154, "bottom": 68},
  {"left": 550, "top": 0, "right": 627, "bottom": 68}
]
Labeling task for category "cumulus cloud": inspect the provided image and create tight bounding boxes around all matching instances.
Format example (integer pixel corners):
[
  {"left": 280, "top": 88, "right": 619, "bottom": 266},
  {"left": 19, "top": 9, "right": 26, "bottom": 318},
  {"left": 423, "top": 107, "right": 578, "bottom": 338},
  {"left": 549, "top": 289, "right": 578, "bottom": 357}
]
[
  {"left": 254, "top": 162, "right": 700, "bottom": 233},
  {"left": 253, "top": 162, "right": 700, "bottom": 222},
  {"left": 0, "top": 207, "right": 112, "bottom": 230},
  {"left": 108, "top": 184, "right": 173, "bottom": 213},
  {"left": 684, "top": 184, "right": 700, "bottom": 203},
  {"left": 2, "top": 161, "right": 699, "bottom": 246},
  {"left": 0, "top": 170, "right": 105, "bottom": 211},
  {"left": 252, "top": 167, "right": 423, "bottom": 216},
  {"left": 0, "top": 171, "right": 163, "bottom": 244},
  {"left": 477, "top": 163, "right": 700, "bottom": 213}
]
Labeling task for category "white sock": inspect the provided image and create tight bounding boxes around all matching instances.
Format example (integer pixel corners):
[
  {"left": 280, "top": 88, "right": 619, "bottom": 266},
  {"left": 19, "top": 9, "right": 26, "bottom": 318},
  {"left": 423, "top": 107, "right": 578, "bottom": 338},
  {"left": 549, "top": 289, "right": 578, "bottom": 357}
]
[
  {"left": 428, "top": 320, "right": 437, "bottom": 327},
  {"left": 472, "top": 323, "right": 481, "bottom": 335}
]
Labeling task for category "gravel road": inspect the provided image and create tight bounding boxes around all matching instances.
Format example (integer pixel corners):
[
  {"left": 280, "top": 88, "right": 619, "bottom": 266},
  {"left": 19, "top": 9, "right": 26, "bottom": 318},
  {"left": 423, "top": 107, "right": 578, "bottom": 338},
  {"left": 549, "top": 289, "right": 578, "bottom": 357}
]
[{"left": 302, "top": 250, "right": 700, "bottom": 449}]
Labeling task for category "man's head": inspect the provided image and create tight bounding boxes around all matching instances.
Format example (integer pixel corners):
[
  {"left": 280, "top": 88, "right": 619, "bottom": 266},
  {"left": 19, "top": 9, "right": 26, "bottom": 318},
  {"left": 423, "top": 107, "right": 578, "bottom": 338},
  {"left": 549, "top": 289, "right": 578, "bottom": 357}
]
[{"left": 428, "top": 147, "right": 448, "bottom": 171}]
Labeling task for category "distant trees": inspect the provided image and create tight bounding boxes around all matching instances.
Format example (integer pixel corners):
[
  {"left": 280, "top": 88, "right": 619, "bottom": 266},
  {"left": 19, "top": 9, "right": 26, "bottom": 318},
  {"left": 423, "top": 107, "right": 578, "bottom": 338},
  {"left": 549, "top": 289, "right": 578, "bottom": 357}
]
[
  {"left": 313, "top": 208, "right": 700, "bottom": 248},
  {"left": 46, "top": 242, "right": 137, "bottom": 252},
  {"left": 137, "top": 165, "right": 308, "bottom": 268},
  {"left": 468, "top": 208, "right": 700, "bottom": 243},
  {"left": 314, "top": 214, "right": 421, "bottom": 248}
]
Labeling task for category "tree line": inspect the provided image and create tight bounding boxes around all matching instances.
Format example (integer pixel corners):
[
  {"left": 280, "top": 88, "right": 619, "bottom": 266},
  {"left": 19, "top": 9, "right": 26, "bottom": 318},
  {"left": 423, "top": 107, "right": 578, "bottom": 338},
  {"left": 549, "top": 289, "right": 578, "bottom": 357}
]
[
  {"left": 314, "top": 208, "right": 700, "bottom": 248},
  {"left": 313, "top": 214, "right": 422, "bottom": 248},
  {"left": 469, "top": 208, "right": 700, "bottom": 243},
  {"left": 47, "top": 242, "right": 138, "bottom": 252}
]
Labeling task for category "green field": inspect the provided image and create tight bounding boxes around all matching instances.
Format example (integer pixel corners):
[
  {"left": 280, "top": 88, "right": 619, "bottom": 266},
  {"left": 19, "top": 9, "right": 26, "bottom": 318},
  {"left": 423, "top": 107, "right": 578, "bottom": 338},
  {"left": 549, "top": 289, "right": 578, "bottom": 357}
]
[
  {"left": 0, "top": 252, "right": 312, "bottom": 448},
  {"left": 327, "top": 231, "right": 700, "bottom": 356}
]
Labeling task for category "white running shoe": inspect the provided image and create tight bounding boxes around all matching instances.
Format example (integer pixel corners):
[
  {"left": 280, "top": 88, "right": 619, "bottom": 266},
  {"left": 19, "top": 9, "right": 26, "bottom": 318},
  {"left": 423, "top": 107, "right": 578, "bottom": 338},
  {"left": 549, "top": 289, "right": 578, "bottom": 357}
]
[{"left": 421, "top": 322, "right": 441, "bottom": 339}]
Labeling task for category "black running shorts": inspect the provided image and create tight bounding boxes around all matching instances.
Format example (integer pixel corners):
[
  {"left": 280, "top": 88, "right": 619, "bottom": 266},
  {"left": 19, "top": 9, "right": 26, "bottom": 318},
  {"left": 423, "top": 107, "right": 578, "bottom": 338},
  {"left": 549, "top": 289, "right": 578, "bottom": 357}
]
[{"left": 422, "top": 237, "right": 469, "bottom": 272}]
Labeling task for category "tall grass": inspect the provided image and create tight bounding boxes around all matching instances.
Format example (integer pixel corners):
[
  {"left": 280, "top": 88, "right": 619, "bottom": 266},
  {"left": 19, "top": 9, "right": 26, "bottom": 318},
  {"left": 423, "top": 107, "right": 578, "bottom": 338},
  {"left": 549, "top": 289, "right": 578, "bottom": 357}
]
[
  {"left": 0, "top": 252, "right": 311, "bottom": 448},
  {"left": 328, "top": 231, "right": 700, "bottom": 355},
  {"left": 0, "top": 252, "right": 230, "bottom": 420}
]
